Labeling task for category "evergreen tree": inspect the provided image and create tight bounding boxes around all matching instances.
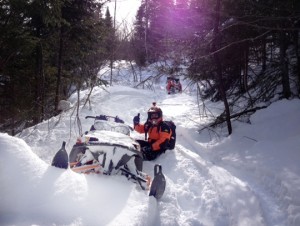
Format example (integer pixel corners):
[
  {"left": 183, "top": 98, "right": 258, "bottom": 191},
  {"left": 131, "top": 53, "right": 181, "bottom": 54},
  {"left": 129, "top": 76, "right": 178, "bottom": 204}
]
[
  {"left": 0, "top": 0, "right": 111, "bottom": 134},
  {"left": 132, "top": 0, "right": 148, "bottom": 66},
  {"left": 104, "top": 7, "right": 115, "bottom": 61}
]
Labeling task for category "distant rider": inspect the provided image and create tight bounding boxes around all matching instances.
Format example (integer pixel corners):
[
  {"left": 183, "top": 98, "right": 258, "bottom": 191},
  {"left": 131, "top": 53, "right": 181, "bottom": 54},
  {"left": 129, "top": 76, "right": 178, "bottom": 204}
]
[
  {"left": 166, "top": 77, "right": 182, "bottom": 94},
  {"left": 133, "top": 102, "right": 171, "bottom": 161}
]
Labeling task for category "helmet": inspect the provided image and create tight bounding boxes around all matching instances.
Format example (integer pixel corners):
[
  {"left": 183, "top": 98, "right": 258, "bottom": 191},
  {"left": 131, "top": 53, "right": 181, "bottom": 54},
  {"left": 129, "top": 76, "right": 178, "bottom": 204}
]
[{"left": 147, "top": 102, "right": 163, "bottom": 125}]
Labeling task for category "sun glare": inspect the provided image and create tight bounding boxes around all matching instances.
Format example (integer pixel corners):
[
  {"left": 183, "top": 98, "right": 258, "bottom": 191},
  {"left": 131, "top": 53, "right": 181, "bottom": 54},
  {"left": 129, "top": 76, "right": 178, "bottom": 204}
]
[
  {"left": 121, "top": 0, "right": 141, "bottom": 9},
  {"left": 107, "top": 0, "right": 141, "bottom": 25}
]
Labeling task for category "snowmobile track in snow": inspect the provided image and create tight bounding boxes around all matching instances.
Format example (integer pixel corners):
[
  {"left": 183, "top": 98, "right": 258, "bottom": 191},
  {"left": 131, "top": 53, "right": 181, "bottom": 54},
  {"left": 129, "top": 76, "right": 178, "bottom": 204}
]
[{"left": 170, "top": 127, "right": 289, "bottom": 226}]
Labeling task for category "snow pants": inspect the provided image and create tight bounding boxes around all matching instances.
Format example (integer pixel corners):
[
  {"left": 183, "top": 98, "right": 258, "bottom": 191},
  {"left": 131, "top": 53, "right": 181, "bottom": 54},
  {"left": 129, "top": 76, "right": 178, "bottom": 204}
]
[{"left": 136, "top": 140, "right": 165, "bottom": 161}]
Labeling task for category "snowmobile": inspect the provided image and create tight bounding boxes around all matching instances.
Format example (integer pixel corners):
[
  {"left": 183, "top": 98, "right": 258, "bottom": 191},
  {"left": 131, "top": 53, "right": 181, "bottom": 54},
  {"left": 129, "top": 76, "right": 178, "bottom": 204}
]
[{"left": 51, "top": 115, "right": 166, "bottom": 199}]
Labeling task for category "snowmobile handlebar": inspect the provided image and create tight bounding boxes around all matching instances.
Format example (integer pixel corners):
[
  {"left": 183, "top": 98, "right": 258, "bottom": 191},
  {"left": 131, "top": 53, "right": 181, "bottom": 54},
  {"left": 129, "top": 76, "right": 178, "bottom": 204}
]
[
  {"left": 85, "top": 115, "right": 124, "bottom": 123},
  {"left": 85, "top": 115, "right": 133, "bottom": 131}
]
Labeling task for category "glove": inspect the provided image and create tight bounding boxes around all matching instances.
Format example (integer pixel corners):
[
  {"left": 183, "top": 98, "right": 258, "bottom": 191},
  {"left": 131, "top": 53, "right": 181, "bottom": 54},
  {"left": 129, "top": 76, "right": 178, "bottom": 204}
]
[
  {"left": 141, "top": 145, "right": 156, "bottom": 160},
  {"left": 133, "top": 113, "right": 140, "bottom": 126},
  {"left": 142, "top": 145, "right": 152, "bottom": 153},
  {"left": 144, "top": 121, "right": 152, "bottom": 131}
]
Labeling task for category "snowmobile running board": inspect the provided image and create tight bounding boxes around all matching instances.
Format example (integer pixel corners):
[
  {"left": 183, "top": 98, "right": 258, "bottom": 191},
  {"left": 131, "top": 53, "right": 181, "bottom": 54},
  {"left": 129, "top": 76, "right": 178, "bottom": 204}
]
[{"left": 70, "top": 162, "right": 101, "bottom": 174}]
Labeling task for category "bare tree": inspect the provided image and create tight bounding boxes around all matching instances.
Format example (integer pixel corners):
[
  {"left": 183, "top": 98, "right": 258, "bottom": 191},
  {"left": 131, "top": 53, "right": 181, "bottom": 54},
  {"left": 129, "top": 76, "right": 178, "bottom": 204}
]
[{"left": 211, "top": 0, "right": 232, "bottom": 135}]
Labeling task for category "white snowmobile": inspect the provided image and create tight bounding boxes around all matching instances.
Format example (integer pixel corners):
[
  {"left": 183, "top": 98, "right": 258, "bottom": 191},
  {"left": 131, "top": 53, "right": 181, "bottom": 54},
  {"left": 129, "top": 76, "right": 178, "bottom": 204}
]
[{"left": 51, "top": 115, "right": 166, "bottom": 199}]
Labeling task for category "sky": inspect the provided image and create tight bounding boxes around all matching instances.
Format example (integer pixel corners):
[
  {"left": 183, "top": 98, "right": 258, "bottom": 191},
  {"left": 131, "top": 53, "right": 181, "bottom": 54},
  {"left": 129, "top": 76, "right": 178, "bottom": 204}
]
[
  {"left": 106, "top": 0, "right": 141, "bottom": 27},
  {"left": 0, "top": 61, "right": 300, "bottom": 226}
]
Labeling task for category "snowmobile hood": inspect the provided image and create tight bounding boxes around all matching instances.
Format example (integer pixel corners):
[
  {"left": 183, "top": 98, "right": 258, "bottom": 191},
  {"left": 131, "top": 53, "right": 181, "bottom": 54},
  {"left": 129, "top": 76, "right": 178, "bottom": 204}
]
[{"left": 84, "top": 130, "right": 140, "bottom": 152}]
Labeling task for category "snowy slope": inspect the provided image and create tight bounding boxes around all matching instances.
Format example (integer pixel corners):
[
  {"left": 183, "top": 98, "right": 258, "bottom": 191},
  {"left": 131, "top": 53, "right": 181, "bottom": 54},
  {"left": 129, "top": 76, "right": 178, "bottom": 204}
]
[{"left": 0, "top": 70, "right": 300, "bottom": 226}]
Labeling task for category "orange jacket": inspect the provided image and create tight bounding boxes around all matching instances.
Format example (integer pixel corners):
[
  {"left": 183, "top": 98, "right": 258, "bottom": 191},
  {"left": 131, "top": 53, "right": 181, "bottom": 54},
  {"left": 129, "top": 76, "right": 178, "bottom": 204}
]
[
  {"left": 134, "top": 122, "right": 171, "bottom": 151},
  {"left": 166, "top": 80, "right": 174, "bottom": 91}
]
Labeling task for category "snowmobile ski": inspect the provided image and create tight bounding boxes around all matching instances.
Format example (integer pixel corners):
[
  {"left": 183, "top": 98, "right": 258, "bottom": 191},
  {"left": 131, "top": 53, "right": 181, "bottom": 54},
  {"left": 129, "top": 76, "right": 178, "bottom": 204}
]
[
  {"left": 149, "top": 164, "right": 166, "bottom": 199},
  {"left": 51, "top": 141, "right": 69, "bottom": 169}
]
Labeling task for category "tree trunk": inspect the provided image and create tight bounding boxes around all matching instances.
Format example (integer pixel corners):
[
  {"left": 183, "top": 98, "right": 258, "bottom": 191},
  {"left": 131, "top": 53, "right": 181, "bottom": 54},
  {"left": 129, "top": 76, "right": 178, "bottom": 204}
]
[
  {"left": 33, "top": 41, "right": 44, "bottom": 124},
  {"left": 242, "top": 42, "right": 249, "bottom": 92},
  {"left": 280, "top": 31, "right": 291, "bottom": 99},
  {"left": 294, "top": 30, "right": 300, "bottom": 94},
  {"left": 212, "top": 0, "right": 232, "bottom": 135},
  {"left": 40, "top": 42, "right": 45, "bottom": 121},
  {"left": 262, "top": 37, "right": 267, "bottom": 72},
  {"left": 55, "top": 27, "right": 63, "bottom": 112},
  {"left": 11, "top": 81, "right": 16, "bottom": 136}
]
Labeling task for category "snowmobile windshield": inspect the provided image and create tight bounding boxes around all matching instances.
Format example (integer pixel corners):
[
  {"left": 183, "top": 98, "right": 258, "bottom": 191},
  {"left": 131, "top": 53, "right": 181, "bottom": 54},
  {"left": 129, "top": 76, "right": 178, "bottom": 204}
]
[{"left": 93, "top": 120, "right": 130, "bottom": 135}]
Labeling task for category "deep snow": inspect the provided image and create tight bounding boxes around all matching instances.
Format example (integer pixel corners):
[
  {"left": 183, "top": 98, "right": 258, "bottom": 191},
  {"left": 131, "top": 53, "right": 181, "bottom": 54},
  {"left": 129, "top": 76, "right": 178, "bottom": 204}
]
[{"left": 0, "top": 62, "right": 300, "bottom": 226}]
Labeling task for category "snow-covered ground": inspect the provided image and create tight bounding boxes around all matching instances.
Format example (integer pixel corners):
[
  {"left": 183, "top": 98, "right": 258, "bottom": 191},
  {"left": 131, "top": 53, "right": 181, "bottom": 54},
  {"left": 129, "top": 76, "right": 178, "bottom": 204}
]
[{"left": 1, "top": 63, "right": 300, "bottom": 226}]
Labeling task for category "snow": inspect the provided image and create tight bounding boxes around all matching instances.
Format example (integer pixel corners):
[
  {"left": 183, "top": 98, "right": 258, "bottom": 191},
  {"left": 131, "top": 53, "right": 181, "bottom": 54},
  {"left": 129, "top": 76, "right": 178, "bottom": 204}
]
[{"left": 1, "top": 62, "right": 300, "bottom": 226}]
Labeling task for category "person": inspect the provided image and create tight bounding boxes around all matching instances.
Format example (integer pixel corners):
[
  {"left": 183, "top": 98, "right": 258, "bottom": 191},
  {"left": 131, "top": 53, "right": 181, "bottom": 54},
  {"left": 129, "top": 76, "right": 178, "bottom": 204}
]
[
  {"left": 133, "top": 102, "right": 172, "bottom": 161},
  {"left": 166, "top": 77, "right": 175, "bottom": 94},
  {"left": 174, "top": 78, "right": 182, "bottom": 93},
  {"left": 166, "top": 77, "right": 182, "bottom": 94}
]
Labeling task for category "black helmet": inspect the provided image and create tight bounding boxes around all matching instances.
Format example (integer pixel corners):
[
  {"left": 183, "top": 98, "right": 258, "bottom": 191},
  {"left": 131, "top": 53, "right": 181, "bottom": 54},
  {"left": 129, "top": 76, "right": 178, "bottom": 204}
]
[{"left": 147, "top": 102, "right": 163, "bottom": 125}]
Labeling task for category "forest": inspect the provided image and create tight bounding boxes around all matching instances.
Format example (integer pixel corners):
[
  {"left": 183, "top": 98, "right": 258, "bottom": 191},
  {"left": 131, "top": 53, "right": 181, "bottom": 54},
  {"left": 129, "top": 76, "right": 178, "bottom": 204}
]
[{"left": 1, "top": 0, "right": 300, "bottom": 135}]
